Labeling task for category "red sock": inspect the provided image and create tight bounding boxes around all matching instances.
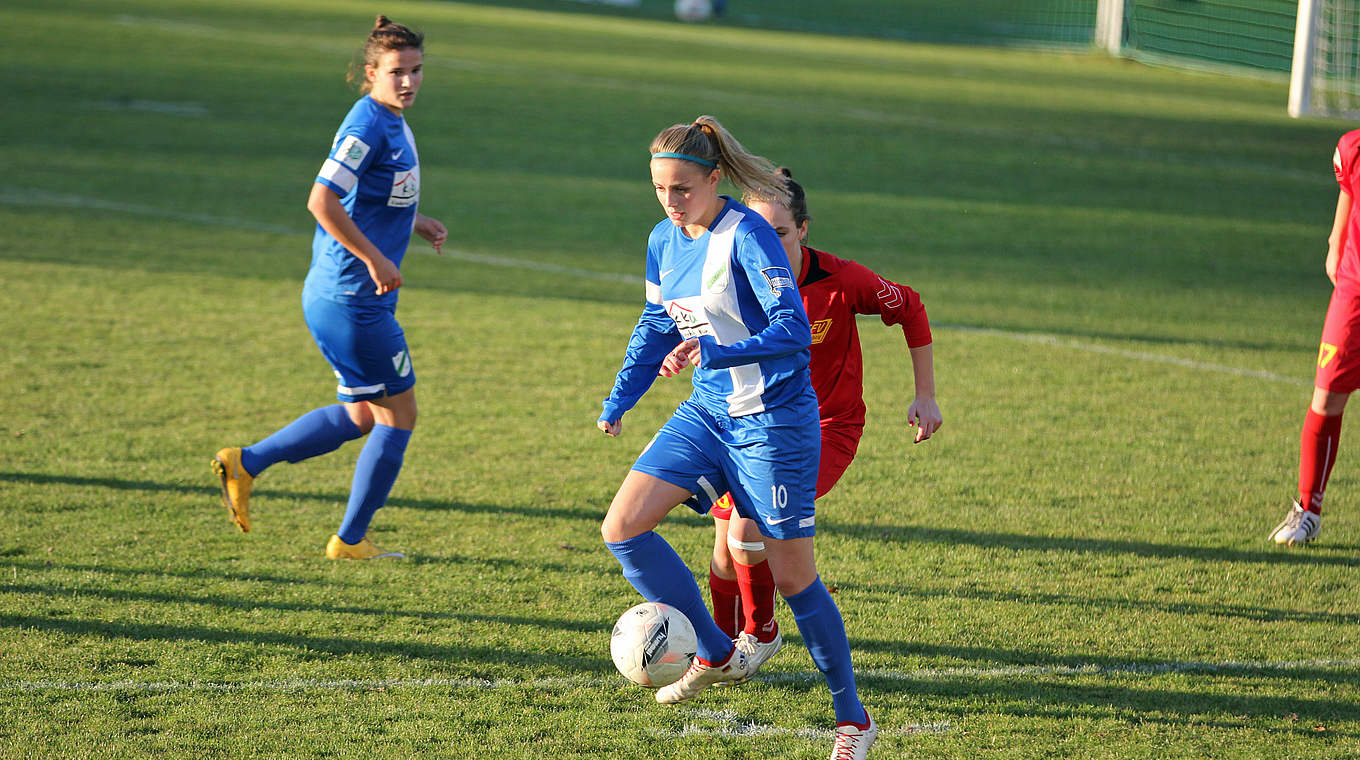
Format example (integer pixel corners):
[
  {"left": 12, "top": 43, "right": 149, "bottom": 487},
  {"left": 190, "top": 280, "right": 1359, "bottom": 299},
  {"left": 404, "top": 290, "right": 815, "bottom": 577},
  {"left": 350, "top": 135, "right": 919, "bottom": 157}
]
[
  {"left": 709, "top": 566, "right": 742, "bottom": 639},
  {"left": 1298, "top": 409, "right": 1343, "bottom": 515},
  {"left": 734, "top": 559, "right": 778, "bottom": 641}
]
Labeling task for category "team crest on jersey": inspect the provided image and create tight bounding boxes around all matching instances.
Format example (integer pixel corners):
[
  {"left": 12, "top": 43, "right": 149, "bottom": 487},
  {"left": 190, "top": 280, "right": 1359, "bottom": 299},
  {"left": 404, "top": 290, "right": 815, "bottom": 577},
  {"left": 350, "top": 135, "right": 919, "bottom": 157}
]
[
  {"left": 392, "top": 350, "right": 412, "bottom": 378},
  {"left": 705, "top": 263, "right": 729, "bottom": 294},
  {"left": 810, "top": 318, "right": 832, "bottom": 344},
  {"left": 388, "top": 168, "right": 419, "bottom": 208},
  {"left": 336, "top": 135, "right": 371, "bottom": 170},
  {"left": 761, "top": 266, "right": 794, "bottom": 294}
]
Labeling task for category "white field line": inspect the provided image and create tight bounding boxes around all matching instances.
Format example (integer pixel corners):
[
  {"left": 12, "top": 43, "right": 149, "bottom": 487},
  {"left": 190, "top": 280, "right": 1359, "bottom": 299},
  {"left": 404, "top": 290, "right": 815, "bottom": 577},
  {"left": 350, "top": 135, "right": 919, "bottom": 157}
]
[
  {"left": 7, "top": 657, "right": 1356, "bottom": 694},
  {"left": 944, "top": 324, "right": 1311, "bottom": 387},
  {"left": 3, "top": 187, "right": 1308, "bottom": 386},
  {"left": 663, "top": 708, "right": 951, "bottom": 738}
]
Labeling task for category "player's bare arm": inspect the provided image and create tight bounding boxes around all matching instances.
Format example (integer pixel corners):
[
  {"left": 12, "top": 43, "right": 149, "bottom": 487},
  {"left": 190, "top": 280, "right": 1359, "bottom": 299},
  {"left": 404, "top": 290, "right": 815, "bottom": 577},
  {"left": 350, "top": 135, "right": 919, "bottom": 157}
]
[
  {"left": 907, "top": 342, "right": 942, "bottom": 443},
  {"left": 308, "top": 183, "right": 402, "bottom": 294},
  {"left": 1327, "top": 189, "right": 1352, "bottom": 286}
]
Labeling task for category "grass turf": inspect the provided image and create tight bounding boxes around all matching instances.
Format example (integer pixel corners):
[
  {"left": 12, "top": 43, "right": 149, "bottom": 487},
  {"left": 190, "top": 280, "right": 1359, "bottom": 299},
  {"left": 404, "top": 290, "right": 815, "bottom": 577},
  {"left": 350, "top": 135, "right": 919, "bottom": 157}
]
[{"left": 1, "top": 1, "right": 1357, "bottom": 758}]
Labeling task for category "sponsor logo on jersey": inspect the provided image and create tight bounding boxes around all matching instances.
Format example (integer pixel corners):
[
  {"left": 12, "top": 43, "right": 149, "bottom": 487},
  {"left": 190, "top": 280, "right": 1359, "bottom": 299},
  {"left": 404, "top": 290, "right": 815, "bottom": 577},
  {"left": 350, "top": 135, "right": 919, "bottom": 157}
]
[
  {"left": 388, "top": 169, "right": 419, "bottom": 208},
  {"left": 336, "top": 135, "right": 371, "bottom": 170},
  {"left": 666, "top": 300, "right": 714, "bottom": 338},
  {"left": 391, "top": 148, "right": 404, "bottom": 161},
  {"left": 810, "top": 318, "right": 832, "bottom": 344},
  {"left": 392, "top": 350, "right": 411, "bottom": 377},
  {"left": 761, "top": 266, "right": 794, "bottom": 294}
]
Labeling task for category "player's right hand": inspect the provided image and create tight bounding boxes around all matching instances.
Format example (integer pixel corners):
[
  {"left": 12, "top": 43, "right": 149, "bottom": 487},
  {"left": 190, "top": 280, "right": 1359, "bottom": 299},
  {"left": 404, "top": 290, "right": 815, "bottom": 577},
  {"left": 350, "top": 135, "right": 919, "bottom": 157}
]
[{"left": 598, "top": 419, "right": 622, "bottom": 437}]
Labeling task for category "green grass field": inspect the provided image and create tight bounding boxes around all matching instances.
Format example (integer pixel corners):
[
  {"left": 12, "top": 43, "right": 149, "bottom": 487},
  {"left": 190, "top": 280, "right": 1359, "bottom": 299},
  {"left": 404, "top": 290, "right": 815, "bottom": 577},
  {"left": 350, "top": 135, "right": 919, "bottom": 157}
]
[{"left": 3, "top": 1, "right": 1358, "bottom": 758}]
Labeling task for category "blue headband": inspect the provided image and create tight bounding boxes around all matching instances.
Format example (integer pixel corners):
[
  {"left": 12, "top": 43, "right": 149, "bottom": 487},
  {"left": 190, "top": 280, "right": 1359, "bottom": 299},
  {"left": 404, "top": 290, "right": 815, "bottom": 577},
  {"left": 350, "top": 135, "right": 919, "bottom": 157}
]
[{"left": 651, "top": 151, "right": 718, "bottom": 169}]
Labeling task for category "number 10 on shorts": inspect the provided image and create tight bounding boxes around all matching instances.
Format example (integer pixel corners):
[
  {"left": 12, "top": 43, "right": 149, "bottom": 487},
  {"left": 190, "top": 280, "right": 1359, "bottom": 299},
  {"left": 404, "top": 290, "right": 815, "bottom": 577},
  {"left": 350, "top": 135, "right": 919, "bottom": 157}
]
[{"left": 770, "top": 484, "right": 788, "bottom": 510}]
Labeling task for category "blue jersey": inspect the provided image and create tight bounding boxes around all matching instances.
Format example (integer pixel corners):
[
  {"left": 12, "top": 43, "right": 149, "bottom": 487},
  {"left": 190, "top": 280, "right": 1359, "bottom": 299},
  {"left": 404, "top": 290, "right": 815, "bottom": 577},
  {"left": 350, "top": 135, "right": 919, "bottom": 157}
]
[
  {"left": 305, "top": 95, "right": 421, "bottom": 309},
  {"left": 602, "top": 197, "right": 813, "bottom": 422}
]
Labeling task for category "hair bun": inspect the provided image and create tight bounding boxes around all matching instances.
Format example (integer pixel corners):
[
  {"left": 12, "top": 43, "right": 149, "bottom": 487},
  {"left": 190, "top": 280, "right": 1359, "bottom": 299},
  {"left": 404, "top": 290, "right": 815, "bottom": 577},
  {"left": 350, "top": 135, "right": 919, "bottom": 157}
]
[
  {"left": 777, "top": 167, "right": 793, "bottom": 178},
  {"left": 374, "top": 14, "right": 391, "bottom": 31}
]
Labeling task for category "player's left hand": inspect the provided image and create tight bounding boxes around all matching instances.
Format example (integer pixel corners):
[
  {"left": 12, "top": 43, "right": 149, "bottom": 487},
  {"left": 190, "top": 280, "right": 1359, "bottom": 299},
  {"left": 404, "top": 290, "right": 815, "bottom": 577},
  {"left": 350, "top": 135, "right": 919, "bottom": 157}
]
[
  {"left": 415, "top": 215, "right": 448, "bottom": 255},
  {"left": 660, "top": 338, "right": 701, "bottom": 377},
  {"left": 908, "top": 396, "right": 942, "bottom": 443},
  {"left": 597, "top": 418, "right": 622, "bottom": 437}
]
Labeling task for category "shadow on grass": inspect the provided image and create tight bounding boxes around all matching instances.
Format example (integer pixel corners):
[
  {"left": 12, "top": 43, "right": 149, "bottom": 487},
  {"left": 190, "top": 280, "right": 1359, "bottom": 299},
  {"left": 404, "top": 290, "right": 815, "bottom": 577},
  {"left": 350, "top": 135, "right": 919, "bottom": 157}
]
[
  {"left": 0, "top": 612, "right": 613, "bottom": 676},
  {"left": 873, "top": 674, "right": 1360, "bottom": 738},
  {"left": 822, "top": 521, "right": 1360, "bottom": 569},
  {"left": 0, "top": 573, "right": 612, "bottom": 636},
  {"left": 843, "top": 580, "right": 1360, "bottom": 628},
  {"left": 838, "top": 638, "right": 1360, "bottom": 688},
  {"left": 0, "top": 470, "right": 598, "bottom": 523}
]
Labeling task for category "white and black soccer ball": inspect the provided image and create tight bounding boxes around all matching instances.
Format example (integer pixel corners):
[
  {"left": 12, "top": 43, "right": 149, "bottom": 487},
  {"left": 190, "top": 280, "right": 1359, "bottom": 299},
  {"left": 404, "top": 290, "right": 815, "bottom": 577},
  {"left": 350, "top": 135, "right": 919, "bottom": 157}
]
[
  {"left": 610, "top": 602, "right": 697, "bottom": 687},
  {"left": 674, "top": 0, "right": 713, "bottom": 23}
]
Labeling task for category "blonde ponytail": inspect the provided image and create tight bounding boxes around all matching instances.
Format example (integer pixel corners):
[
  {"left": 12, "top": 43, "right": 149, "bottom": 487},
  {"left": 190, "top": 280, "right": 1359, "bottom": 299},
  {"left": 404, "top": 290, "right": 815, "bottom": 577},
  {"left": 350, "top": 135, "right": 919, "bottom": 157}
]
[{"left": 649, "top": 115, "right": 788, "bottom": 204}]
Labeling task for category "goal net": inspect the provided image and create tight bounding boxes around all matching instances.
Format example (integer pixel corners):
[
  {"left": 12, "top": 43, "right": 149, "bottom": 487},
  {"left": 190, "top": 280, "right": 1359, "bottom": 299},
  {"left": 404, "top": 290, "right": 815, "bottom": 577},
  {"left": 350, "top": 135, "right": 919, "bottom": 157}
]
[
  {"left": 1101, "top": 0, "right": 1297, "bottom": 75},
  {"left": 1290, "top": 0, "right": 1360, "bottom": 118}
]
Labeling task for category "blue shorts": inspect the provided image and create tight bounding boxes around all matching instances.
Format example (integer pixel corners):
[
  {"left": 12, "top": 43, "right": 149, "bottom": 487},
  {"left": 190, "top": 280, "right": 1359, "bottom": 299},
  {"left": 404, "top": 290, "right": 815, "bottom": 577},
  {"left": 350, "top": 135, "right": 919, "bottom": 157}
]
[
  {"left": 632, "top": 398, "right": 820, "bottom": 540},
  {"left": 303, "top": 293, "right": 415, "bottom": 403}
]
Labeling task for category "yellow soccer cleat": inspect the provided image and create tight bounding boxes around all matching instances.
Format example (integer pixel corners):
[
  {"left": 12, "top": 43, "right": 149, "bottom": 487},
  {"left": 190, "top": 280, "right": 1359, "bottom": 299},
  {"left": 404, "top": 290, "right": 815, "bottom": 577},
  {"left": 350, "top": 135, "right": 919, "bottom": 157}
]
[
  {"left": 325, "top": 534, "right": 405, "bottom": 560},
  {"left": 211, "top": 447, "right": 254, "bottom": 533}
]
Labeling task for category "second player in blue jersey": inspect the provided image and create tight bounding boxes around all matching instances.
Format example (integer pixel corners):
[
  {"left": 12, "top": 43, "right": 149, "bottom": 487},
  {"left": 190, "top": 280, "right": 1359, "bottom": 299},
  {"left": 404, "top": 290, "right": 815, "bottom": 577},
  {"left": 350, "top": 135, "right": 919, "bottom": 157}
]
[
  {"left": 598, "top": 116, "right": 878, "bottom": 759},
  {"left": 212, "top": 15, "right": 447, "bottom": 560}
]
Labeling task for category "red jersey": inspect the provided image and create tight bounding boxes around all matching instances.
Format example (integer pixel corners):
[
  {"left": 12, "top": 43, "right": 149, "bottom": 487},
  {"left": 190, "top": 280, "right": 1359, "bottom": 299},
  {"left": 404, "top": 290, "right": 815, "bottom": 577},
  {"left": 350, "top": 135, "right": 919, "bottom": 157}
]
[
  {"left": 798, "top": 246, "right": 932, "bottom": 431},
  {"left": 1333, "top": 130, "right": 1360, "bottom": 293}
]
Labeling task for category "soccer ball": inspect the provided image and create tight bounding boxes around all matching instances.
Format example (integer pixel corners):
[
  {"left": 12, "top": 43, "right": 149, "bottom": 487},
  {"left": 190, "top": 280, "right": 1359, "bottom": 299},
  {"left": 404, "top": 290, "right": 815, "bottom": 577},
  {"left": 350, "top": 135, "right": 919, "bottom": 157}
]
[
  {"left": 610, "top": 602, "right": 697, "bottom": 687},
  {"left": 674, "top": 0, "right": 713, "bottom": 23}
]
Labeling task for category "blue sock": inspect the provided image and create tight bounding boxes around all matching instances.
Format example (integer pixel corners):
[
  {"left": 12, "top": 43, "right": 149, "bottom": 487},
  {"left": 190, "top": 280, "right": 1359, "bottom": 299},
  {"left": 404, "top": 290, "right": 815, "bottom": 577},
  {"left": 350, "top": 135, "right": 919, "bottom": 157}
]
[
  {"left": 337, "top": 424, "right": 411, "bottom": 544},
  {"left": 606, "top": 531, "right": 734, "bottom": 663},
  {"left": 241, "top": 405, "right": 363, "bottom": 476},
  {"left": 785, "top": 576, "right": 863, "bottom": 723}
]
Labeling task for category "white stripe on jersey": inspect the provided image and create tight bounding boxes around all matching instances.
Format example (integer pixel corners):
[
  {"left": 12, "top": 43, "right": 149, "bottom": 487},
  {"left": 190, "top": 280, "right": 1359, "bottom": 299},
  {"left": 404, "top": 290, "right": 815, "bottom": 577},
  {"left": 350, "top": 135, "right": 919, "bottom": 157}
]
[
  {"left": 701, "top": 209, "right": 766, "bottom": 416},
  {"left": 318, "top": 158, "right": 359, "bottom": 194},
  {"left": 645, "top": 279, "right": 661, "bottom": 305}
]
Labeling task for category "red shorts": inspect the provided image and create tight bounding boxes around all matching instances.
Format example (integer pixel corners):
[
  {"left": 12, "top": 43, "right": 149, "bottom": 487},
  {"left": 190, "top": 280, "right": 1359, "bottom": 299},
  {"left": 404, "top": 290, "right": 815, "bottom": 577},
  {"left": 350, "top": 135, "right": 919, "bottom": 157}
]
[
  {"left": 1316, "top": 288, "right": 1360, "bottom": 393},
  {"left": 710, "top": 422, "right": 862, "bottom": 520}
]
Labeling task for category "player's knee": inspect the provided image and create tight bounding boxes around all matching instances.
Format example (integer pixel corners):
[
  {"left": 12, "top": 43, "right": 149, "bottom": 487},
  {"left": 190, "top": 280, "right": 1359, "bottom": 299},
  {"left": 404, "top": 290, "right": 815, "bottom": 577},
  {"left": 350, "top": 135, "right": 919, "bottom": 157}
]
[
  {"left": 710, "top": 545, "right": 735, "bottom": 575},
  {"left": 601, "top": 506, "right": 633, "bottom": 544},
  {"left": 346, "top": 403, "right": 376, "bottom": 434},
  {"left": 1315, "top": 390, "right": 1351, "bottom": 416}
]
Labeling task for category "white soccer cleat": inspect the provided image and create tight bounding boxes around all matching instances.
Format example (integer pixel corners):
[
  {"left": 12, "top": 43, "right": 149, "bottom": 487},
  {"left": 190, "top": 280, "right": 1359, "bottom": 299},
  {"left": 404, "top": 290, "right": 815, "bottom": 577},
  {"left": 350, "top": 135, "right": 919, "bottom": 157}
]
[
  {"left": 654, "top": 646, "right": 750, "bottom": 704},
  {"left": 1269, "top": 501, "right": 1321, "bottom": 546},
  {"left": 831, "top": 711, "right": 878, "bottom": 760},
  {"left": 734, "top": 626, "right": 783, "bottom": 678}
]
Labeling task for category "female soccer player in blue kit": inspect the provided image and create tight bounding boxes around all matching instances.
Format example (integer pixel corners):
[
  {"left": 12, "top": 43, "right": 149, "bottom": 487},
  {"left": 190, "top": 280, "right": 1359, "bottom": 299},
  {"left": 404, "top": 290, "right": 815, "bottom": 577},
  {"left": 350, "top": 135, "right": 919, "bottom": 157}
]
[
  {"left": 212, "top": 16, "right": 447, "bottom": 560},
  {"left": 598, "top": 116, "right": 877, "bottom": 759}
]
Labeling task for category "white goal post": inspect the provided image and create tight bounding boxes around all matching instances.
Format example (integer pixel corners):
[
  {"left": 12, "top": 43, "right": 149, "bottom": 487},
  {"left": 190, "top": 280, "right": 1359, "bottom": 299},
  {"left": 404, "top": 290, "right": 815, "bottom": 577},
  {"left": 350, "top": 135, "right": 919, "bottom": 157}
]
[
  {"left": 1289, "top": 0, "right": 1360, "bottom": 118},
  {"left": 1289, "top": 0, "right": 1322, "bottom": 117},
  {"left": 1095, "top": 0, "right": 1124, "bottom": 56}
]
